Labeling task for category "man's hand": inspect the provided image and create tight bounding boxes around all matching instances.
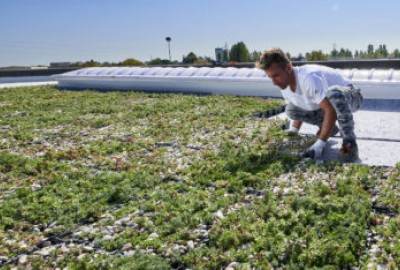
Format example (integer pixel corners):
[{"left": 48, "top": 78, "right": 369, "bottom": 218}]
[
  {"left": 284, "top": 126, "right": 299, "bottom": 136},
  {"left": 302, "top": 139, "right": 327, "bottom": 160}
]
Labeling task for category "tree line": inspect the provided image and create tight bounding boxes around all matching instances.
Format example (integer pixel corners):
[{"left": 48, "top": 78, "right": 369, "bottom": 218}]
[
  {"left": 301, "top": 44, "right": 400, "bottom": 61},
  {"left": 69, "top": 42, "right": 400, "bottom": 68}
]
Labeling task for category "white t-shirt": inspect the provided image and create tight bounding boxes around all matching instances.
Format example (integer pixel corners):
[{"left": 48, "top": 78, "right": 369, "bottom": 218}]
[{"left": 281, "top": 65, "right": 351, "bottom": 111}]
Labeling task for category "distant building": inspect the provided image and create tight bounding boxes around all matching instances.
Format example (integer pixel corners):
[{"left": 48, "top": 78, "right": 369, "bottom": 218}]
[
  {"left": 368, "top": 44, "right": 374, "bottom": 55},
  {"left": 215, "top": 45, "right": 229, "bottom": 63},
  {"left": 50, "top": 62, "right": 70, "bottom": 68},
  {"left": 215, "top": 48, "right": 224, "bottom": 62}
]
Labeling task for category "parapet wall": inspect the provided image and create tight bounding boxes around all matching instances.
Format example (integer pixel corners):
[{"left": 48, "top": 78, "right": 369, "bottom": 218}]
[{"left": 0, "top": 68, "right": 78, "bottom": 77}]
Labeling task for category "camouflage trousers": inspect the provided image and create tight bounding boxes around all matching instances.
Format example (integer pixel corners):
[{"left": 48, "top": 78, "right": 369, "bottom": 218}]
[{"left": 286, "top": 85, "right": 363, "bottom": 142}]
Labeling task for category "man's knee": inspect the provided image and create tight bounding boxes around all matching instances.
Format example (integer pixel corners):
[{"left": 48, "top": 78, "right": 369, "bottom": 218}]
[
  {"left": 326, "top": 88, "right": 345, "bottom": 102},
  {"left": 285, "top": 106, "right": 297, "bottom": 120}
]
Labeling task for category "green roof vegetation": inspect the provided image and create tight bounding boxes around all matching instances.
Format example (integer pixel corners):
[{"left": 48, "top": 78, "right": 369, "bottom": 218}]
[{"left": 0, "top": 85, "right": 399, "bottom": 269}]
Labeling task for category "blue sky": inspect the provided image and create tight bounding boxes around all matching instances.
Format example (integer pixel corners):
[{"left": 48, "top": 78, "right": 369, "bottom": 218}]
[{"left": 0, "top": 0, "right": 399, "bottom": 67}]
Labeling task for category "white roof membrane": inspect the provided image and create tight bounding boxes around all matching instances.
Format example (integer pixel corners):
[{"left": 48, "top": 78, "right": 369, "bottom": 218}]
[
  {"left": 55, "top": 66, "right": 400, "bottom": 100},
  {"left": 0, "top": 76, "right": 57, "bottom": 88},
  {"left": 274, "top": 110, "right": 400, "bottom": 167}
]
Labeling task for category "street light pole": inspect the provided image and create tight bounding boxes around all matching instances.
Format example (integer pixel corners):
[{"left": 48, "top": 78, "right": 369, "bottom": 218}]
[{"left": 165, "top": 37, "right": 171, "bottom": 63}]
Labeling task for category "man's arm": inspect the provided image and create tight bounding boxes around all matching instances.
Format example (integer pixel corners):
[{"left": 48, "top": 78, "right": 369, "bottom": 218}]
[
  {"left": 292, "top": 119, "right": 302, "bottom": 130},
  {"left": 302, "top": 98, "right": 337, "bottom": 160},
  {"left": 318, "top": 98, "right": 337, "bottom": 141}
]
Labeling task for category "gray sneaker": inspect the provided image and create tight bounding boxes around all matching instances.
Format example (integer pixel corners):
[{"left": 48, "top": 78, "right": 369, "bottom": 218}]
[
  {"left": 316, "top": 124, "right": 340, "bottom": 137},
  {"left": 339, "top": 140, "right": 359, "bottom": 162}
]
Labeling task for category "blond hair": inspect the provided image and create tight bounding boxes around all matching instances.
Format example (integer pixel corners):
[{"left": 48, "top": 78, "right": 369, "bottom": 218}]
[{"left": 256, "top": 48, "right": 291, "bottom": 70}]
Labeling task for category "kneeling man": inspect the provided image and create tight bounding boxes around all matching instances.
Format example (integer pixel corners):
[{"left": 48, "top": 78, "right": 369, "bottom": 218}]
[{"left": 257, "top": 48, "right": 363, "bottom": 162}]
